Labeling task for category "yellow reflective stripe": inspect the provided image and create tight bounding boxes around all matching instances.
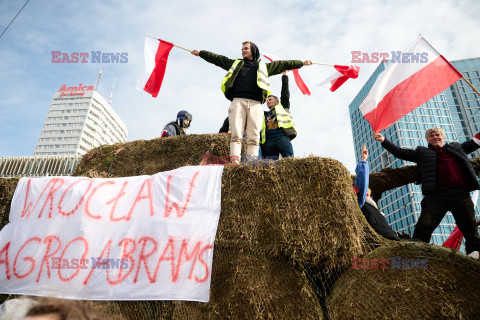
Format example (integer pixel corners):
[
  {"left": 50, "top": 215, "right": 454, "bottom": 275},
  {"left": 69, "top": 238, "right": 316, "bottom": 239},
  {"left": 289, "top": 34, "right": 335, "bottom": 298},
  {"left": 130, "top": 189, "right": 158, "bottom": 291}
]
[
  {"left": 260, "top": 117, "right": 266, "bottom": 144},
  {"left": 221, "top": 60, "right": 242, "bottom": 93},
  {"left": 257, "top": 78, "right": 269, "bottom": 86},
  {"left": 275, "top": 105, "right": 295, "bottom": 129},
  {"left": 258, "top": 68, "right": 268, "bottom": 78},
  {"left": 257, "top": 61, "right": 271, "bottom": 98}
]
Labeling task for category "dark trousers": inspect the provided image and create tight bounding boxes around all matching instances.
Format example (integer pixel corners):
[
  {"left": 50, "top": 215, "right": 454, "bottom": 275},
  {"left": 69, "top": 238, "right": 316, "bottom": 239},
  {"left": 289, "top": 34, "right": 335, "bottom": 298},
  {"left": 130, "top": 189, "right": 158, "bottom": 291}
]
[
  {"left": 361, "top": 203, "right": 400, "bottom": 241},
  {"left": 260, "top": 135, "right": 294, "bottom": 160},
  {"left": 414, "top": 189, "right": 480, "bottom": 254}
]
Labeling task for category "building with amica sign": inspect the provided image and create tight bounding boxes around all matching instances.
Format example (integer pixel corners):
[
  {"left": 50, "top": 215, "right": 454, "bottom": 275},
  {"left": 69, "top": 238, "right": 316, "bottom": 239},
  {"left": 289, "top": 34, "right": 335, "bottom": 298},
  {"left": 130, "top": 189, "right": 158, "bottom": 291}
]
[{"left": 34, "top": 82, "right": 127, "bottom": 156}]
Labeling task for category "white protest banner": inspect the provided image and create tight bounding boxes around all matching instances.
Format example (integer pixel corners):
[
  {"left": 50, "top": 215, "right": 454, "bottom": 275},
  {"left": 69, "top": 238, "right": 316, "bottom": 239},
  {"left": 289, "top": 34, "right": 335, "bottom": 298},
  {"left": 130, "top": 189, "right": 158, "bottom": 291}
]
[{"left": 0, "top": 165, "right": 223, "bottom": 302}]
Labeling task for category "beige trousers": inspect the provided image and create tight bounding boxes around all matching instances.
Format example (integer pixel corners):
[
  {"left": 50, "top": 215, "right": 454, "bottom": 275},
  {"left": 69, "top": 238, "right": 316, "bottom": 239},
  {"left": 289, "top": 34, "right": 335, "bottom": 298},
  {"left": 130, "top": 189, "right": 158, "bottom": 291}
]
[{"left": 228, "top": 98, "right": 264, "bottom": 163}]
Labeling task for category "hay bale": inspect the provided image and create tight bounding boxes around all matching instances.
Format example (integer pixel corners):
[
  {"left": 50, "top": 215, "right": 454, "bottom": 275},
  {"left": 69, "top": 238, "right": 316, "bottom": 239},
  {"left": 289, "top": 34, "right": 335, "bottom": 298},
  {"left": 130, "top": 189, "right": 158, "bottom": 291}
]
[
  {"left": 101, "top": 300, "right": 174, "bottom": 320},
  {"left": 0, "top": 178, "right": 19, "bottom": 230},
  {"left": 74, "top": 134, "right": 244, "bottom": 177},
  {"left": 327, "top": 242, "right": 480, "bottom": 320},
  {"left": 219, "top": 156, "right": 374, "bottom": 267},
  {"left": 173, "top": 245, "right": 323, "bottom": 319}
]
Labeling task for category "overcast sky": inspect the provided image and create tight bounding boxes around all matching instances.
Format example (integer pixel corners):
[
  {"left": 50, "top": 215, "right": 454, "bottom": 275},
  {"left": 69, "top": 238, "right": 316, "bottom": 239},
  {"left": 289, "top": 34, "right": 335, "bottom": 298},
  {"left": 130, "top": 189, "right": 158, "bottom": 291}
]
[{"left": 1, "top": 0, "right": 479, "bottom": 173}]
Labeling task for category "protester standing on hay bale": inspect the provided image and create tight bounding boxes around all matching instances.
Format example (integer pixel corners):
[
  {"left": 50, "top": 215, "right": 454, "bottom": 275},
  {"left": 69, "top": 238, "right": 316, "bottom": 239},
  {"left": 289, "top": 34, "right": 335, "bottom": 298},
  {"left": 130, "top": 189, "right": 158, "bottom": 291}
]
[
  {"left": 260, "top": 71, "right": 297, "bottom": 160},
  {"left": 191, "top": 42, "right": 312, "bottom": 164},
  {"left": 374, "top": 127, "right": 480, "bottom": 258},
  {"left": 161, "top": 110, "right": 192, "bottom": 137},
  {"left": 354, "top": 143, "right": 401, "bottom": 241}
]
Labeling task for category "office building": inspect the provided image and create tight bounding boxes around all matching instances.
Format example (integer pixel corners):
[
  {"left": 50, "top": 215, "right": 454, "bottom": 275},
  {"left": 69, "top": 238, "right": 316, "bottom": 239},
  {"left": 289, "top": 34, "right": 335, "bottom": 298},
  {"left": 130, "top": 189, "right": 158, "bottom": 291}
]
[{"left": 34, "top": 83, "right": 128, "bottom": 156}]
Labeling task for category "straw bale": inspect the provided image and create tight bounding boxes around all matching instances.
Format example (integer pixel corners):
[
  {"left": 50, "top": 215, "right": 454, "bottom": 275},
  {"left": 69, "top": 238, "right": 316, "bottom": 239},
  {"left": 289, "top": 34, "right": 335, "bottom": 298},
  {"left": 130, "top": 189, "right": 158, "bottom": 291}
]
[
  {"left": 74, "top": 134, "right": 244, "bottom": 177},
  {"left": 172, "top": 245, "right": 323, "bottom": 320},
  {"left": 328, "top": 241, "right": 480, "bottom": 320},
  {"left": 218, "top": 156, "right": 370, "bottom": 267},
  {"left": 0, "top": 178, "right": 19, "bottom": 230}
]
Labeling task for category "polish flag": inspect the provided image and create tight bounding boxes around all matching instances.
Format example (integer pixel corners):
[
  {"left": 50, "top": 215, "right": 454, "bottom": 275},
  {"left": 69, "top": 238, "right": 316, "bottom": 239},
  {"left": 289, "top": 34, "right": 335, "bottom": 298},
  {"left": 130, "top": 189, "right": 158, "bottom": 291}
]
[
  {"left": 136, "top": 37, "right": 174, "bottom": 98},
  {"left": 261, "top": 52, "right": 311, "bottom": 95},
  {"left": 359, "top": 37, "right": 463, "bottom": 133},
  {"left": 316, "top": 65, "right": 360, "bottom": 92}
]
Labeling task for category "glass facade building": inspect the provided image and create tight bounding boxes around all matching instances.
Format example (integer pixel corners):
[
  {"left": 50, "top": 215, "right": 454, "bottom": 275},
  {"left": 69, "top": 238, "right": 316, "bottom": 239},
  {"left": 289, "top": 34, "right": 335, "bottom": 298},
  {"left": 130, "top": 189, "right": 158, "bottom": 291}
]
[
  {"left": 349, "top": 57, "right": 480, "bottom": 249},
  {"left": 34, "top": 83, "right": 128, "bottom": 156}
]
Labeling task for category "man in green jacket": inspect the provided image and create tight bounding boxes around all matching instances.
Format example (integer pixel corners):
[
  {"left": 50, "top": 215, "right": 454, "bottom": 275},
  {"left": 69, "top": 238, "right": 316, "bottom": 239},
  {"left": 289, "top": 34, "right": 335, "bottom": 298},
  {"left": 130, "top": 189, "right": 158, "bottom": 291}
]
[{"left": 191, "top": 41, "right": 312, "bottom": 164}]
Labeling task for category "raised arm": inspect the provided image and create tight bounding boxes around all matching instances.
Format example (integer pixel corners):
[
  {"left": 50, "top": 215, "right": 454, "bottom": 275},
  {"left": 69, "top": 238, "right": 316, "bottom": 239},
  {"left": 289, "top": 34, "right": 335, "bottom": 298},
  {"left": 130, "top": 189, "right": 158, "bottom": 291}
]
[
  {"left": 461, "top": 133, "right": 480, "bottom": 154},
  {"left": 191, "top": 50, "right": 235, "bottom": 71},
  {"left": 266, "top": 60, "right": 311, "bottom": 76},
  {"left": 373, "top": 133, "right": 419, "bottom": 162},
  {"left": 355, "top": 144, "right": 369, "bottom": 208},
  {"left": 280, "top": 73, "right": 290, "bottom": 110}
]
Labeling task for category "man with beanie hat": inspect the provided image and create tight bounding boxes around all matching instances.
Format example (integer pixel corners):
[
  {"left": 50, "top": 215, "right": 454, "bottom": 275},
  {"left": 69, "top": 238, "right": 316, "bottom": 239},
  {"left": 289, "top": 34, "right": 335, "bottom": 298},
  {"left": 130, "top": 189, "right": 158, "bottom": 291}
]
[
  {"left": 191, "top": 42, "right": 312, "bottom": 164},
  {"left": 161, "top": 110, "right": 192, "bottom": 137}
]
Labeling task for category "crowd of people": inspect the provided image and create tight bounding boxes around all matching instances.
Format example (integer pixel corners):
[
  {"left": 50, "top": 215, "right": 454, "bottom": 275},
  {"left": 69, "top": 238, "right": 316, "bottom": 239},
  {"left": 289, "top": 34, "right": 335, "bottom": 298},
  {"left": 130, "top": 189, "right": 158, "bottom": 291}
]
[
  {"left": 162, "top": 41, "right": 310, "bottom": 163},
  {"left": 159, "top": 41, "right": 480, "bottom": 258}
]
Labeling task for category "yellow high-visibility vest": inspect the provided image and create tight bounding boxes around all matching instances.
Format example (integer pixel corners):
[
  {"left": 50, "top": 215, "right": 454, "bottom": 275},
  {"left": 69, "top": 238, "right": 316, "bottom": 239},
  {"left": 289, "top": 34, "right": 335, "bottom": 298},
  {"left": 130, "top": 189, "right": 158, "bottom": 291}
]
[
  {"left": 221, "top": 59, "right": 272, "bottom": 101},
  {"left": 260, "top": 104, "right": 296, "bottom": 144}
]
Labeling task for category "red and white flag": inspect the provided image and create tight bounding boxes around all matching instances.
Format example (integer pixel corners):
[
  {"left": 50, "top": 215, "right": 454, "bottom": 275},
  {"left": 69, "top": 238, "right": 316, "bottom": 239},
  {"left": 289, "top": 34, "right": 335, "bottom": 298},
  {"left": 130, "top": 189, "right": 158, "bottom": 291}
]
[
  {"left": 136, "top": 36, "right": 174, "bottom": 98},
  {"left": 359, "top": 37, "right": 463, "bottom": 133},
  {"left": 316, "top": 65, "right": 360, "bottom": 92},
  {"left": 261, "top": 52, "right": 311, "bottom": 95}
]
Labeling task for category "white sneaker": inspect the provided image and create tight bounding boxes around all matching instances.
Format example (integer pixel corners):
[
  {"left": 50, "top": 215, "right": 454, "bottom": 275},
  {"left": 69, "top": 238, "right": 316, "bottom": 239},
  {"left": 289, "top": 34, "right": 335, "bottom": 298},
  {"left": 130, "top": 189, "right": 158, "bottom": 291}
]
[{"left": 468, "top": 251, "right": 479, "bottom": 259}]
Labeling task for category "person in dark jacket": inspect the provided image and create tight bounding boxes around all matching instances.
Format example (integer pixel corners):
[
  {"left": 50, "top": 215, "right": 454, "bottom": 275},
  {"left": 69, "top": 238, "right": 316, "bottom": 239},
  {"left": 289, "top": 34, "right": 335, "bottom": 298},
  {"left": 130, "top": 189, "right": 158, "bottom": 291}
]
[
  {"left": 191, "top": 42, "right": 312, "bottom": 164},
  {"left": 260, "top": 71, "right": 296, "bottom": 159},
  {"left": 218, "top": 117, "right": 229, "bottom": 133},
  {"left": 373, "top": 127, "right": 480, "bottom": 258},
  {"left": 355, "top": 144, "right": 401, "bottom": 241},
  {"left": 161, "top": 110, "right": 192, "bottom": 138}
]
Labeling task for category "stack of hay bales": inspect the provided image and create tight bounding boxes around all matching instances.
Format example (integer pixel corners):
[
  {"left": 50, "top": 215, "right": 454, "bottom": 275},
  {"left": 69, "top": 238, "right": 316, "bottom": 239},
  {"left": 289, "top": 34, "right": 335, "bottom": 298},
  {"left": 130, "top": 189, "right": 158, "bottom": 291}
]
[
  {"left": 1, "top": 134, "right": 479, "bottom": 319},
  {"left": 328, "top": 242, "right": 480, "bottom": 320}
]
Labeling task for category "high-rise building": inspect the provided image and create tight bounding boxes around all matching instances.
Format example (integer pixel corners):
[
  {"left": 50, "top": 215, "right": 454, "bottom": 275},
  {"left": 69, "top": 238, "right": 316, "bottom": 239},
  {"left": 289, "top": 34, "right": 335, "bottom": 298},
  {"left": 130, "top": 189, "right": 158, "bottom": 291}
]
[
  {"left": 34, "top": 83, "right": 128, "bottom": 156},
  {"left": 349, "top": 57, "right": 480, "bottom": 247}
]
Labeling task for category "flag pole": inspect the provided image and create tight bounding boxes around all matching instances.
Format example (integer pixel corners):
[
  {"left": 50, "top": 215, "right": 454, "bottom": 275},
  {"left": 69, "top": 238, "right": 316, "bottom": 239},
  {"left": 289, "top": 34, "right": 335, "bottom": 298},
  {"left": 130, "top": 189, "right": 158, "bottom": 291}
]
[
  {"left": 312, "top": 62, "right": 335, "bottom": 66},
  {"left": 145, "top": 34, "right": 191, "bottom": 52},
  {"left": 462, "top": 76, "right": 480, "bottom": 98}
]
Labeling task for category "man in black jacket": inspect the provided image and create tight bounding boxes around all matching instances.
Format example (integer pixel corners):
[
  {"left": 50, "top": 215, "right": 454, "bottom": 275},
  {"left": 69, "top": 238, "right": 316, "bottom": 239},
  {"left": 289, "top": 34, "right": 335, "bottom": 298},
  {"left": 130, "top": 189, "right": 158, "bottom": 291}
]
[
  {"left": 191, "top": 42, "right": 311, "bottom": 164},
  {"left": 373, "top": 128, "right": 480, "bottom": 258}
]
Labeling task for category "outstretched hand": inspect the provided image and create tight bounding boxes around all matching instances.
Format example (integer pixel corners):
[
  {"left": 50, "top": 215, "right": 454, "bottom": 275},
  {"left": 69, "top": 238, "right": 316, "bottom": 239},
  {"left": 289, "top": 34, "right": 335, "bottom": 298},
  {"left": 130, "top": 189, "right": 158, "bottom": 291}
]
[
  {"left": 303, "top": 60, "right": 312, "bottom": 66},
  {"left": 373, "top": 132, "right": 385, "bottom": 142},
  {"left": 191, "top": 50, "right": 200, "bottom": 56},
  {"left": 361, "top": 144, "right": 368, "bottom": 161}
]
